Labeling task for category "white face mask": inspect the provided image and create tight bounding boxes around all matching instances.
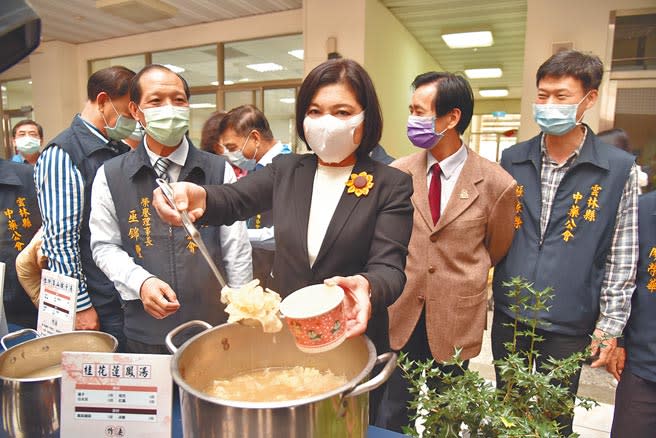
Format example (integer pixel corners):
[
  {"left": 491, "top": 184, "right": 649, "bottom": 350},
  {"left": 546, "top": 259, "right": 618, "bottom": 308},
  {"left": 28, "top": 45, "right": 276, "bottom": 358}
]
[{"left": 303, "top": 112, "right": 364, "bottom": 163}]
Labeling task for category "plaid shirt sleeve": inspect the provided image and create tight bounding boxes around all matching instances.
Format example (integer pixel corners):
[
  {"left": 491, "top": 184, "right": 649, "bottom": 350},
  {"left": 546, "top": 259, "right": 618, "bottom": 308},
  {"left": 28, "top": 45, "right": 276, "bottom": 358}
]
[{"left": 597, "top": 163, "right": 639, "bottom": 336}]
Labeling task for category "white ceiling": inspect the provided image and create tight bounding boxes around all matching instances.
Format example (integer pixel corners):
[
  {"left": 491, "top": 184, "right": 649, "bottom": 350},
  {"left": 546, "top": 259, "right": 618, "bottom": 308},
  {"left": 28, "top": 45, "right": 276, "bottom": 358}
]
[
  {"left": 381, "top": 0, "right": 527, "bottom": 100},
  {"left": 25, "top": 0, "right": 526, "bottom": 99},
  {"left": 28, "top": 0, "right": 303, "bottom": 44}
]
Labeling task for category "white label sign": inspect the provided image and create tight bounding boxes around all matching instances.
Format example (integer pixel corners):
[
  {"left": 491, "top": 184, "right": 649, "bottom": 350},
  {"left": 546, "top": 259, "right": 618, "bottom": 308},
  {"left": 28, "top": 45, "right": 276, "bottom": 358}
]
[
  {"left": 60, "top": 352, "right": 173, "bottom": 437},
  {"left": 37, "top": 269, "right": 78, "bottom": 336}
]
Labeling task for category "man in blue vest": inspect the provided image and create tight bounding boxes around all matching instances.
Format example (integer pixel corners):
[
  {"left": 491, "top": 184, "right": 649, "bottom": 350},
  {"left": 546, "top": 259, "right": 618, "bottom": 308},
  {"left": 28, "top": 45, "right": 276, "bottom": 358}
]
[
  {"left": 1, "top": 159, "right": 42, "bottom": 331},
  {"left": 35, "top": 66, "right": 136, "bottom": 350},
  {"left": 607, "top": 191, "right": 656, "bottom": 436},
  {"left": 217, "top": 104, "right": 290, "bottom": 290},
  {"left": 89, "top": 65, "right": 252, "bottom": 353},
  {"left": 492, "top": 50, "right": 639, "bottom": 435}
]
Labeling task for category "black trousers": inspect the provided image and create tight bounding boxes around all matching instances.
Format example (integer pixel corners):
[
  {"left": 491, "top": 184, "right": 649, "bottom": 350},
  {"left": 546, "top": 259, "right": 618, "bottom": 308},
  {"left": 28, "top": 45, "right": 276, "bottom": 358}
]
[
  {"left": 611, "top": 369, "right": 656, "bottom": 438},
  {"left": 491, "top": 309, "right": 589, "bottom": 436},
  {"left": 374, "top": 311, "right": 468, "bottom": 433}
]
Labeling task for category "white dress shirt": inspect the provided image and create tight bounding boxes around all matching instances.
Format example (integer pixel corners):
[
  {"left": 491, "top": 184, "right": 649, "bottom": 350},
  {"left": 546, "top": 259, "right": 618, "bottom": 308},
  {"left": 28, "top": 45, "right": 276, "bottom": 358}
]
[
  {"left": 90, "top": 137, "right": 252, "bottom": 301},
  {"left": 307, "top": 163, "right": 354, "bottom": 267},
  {"left": 426, "top": 143, "right": 468, "bottom": 215}
]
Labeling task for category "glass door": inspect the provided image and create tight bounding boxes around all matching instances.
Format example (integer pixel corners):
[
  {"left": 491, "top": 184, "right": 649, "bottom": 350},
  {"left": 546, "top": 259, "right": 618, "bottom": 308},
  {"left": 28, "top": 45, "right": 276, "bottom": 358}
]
[
  {"left": 603, "top": 78, "right": 656, "bottom": 192},
  {"left": 263, "top": 88, "right": 297, "bottom": 151},
  {"left": 1, "top": 78, "right": 33, "bottom": 159}
]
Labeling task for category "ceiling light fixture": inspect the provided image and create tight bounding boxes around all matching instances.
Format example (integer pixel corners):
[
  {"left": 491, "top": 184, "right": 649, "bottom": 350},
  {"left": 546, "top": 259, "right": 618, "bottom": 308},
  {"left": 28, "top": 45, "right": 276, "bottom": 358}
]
[
  {"left": 96, "top": 0, "right": 177, "bottom": 24},
  {"left": 189, "top": 103, "right": 216, "bottom": 109},
  {"left": 441, "top": 30, "right": 493, "bottom": 49},
  {"left": 465, "top": 67, "right": 503, "bottom": 79},
  {"left": 288, "top": 50, "right": 304, "bottom": 60},
  {"left": 210, "top": 81, "right": 218, "bottom": 86},
  {"left": 246, "top": 63, "right": 284, "bottom": 73},
  {"left": 163, "top": 64, "right": 185, "bottom": 73},
  {"left": 479, "top": 88, "right": 509, "bottom": 98},
  {"left": 224, "top": 80, "right": 235, "bottom": 85},
  {"left": 280, "top": 98, "right": 295, "bottom": 104}
]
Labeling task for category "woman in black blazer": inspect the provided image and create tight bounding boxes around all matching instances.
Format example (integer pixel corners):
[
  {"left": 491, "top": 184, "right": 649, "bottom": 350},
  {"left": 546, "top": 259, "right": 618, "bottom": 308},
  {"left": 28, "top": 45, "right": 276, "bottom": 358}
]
[{"left": 153, "top": 59, "right": 413, "bottom": 355}]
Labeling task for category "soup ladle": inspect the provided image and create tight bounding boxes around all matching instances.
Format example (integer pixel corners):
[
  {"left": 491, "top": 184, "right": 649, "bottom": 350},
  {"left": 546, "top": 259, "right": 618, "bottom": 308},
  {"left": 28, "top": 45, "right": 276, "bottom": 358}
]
[{"left": 156, "top": 178, "right": 227, "bottom": 289}]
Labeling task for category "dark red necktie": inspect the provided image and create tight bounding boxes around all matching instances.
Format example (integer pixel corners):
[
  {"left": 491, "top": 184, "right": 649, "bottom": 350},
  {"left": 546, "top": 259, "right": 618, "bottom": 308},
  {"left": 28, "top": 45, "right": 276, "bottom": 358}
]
[{"left": 429, "top": 163, "right": 441, "bottom": 225}]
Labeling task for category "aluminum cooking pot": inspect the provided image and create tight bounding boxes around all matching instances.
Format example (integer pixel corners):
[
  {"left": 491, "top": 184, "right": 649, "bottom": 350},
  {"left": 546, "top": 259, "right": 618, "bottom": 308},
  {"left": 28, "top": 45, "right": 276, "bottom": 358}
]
[
  {"left": 0, "top": 329, "right": 118, "bottom": 438},
  {"left": 166, "top": 321, "right": 396, "bottom": 438}
]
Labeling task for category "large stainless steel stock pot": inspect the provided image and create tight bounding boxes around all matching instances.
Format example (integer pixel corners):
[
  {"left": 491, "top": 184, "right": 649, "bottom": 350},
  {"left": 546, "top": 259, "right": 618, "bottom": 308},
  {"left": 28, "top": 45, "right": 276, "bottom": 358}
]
[
  {"left": 0, "top": 329, "right": 118, "bottom": 437},
  {"left": 166, "top": 321, "right": 396, "bottom": 438}
]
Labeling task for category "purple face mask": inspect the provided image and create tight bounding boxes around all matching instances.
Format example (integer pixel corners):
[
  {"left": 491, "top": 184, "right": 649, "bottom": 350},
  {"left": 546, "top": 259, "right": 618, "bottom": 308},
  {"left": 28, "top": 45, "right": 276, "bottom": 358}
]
[{"left": 407, "top": 115, "right": 447, "bottom": 149}]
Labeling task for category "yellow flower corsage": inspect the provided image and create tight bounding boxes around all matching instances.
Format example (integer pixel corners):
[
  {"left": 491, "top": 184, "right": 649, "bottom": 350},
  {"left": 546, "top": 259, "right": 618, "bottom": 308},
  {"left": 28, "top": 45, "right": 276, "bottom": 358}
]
[{"left": 346, "top": 171, "right": 374, "bottom": 197}]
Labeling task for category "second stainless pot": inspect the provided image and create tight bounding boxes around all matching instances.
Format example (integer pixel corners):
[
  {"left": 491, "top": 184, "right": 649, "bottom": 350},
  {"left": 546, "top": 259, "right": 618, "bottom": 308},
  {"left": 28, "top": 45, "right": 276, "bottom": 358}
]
[{"left": 0, "top": 329, "right": 118, "bottom": 438}]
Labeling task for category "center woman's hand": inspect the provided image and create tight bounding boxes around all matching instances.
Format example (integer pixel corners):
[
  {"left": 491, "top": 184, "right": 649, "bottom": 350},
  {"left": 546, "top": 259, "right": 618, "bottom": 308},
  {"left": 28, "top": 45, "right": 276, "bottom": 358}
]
[
  {"left": 152, "top": 182, "right": 208, "bottom": 225},
  {"left": 324, "top": 275, "right": 372, "bottom": 339}
]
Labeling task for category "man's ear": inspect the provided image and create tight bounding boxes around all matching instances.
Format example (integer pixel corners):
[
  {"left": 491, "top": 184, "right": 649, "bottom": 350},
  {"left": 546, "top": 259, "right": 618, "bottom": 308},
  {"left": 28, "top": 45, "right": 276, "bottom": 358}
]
[
  {"left": 128, "top": 101, "right": 140, "bottom": 120},
  {"left": 583, "top": 89, "right": 599, "bottom": 110},
  {"left": 251, "top": 129, "right": 262, "bottom": 144},
  {"left": 448, "top": 108, "right": 462, "bottom": 131},
  {"left": 96, "top": 91, "right": 109, "bottom": 109}
]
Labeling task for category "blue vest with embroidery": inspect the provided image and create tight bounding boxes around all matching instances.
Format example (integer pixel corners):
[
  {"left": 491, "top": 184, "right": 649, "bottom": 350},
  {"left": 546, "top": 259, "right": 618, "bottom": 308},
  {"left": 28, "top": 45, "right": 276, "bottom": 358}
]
[
  {"left": 493, "top": 129, "right": 634, "bottom": 335},
  {"left": 46, "top": 116, "right": 129, "bottom": 311},
  {"left": 624, "top": 192, "right": 656, "bottom": 382},
  {"left": 0, "top": 160, "right": 41, "bottom": 327},
  {"left": 104, "top": 142, "right": 228, "bottom": 345}
]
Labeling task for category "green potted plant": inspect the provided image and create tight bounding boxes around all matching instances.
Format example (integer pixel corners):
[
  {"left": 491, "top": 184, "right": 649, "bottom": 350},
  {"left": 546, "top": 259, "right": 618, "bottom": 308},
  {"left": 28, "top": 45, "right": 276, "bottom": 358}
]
[{"left": 400, "top": 277, "right": 598, "bottom": 437}]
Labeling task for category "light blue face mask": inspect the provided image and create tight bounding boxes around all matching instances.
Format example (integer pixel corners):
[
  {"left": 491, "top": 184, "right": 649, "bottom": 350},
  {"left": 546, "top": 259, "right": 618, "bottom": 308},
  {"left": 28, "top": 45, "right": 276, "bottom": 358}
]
[
  {"left": 532, "top": 91, "right": 591, "bottom": 136},
  {"left": 15, "top": 136, "right": 41, "bottom": 155},
  {"left": 223, "top": 131, "right": 258, "bottom": 171}
]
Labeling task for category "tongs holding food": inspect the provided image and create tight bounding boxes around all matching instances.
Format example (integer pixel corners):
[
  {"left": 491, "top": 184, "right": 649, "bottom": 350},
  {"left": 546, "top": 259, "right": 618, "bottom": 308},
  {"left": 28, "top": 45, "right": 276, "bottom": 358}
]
[{"left": 156, "top": 178, "right": 227, "bottom": 289}]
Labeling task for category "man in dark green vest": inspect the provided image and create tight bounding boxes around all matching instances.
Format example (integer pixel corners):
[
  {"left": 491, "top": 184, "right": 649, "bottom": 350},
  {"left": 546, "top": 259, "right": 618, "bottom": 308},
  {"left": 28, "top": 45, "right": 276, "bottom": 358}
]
[{"left": 492, "top": 50, "right": 639, "bottom": 435}]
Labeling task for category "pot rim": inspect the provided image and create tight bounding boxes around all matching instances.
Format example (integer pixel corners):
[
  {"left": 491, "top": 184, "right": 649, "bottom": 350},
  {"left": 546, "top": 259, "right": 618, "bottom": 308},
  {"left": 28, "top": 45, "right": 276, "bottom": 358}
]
[
  {"left": 170, "top": 323, "right": 378, "bottom": 409},
  {"left": 0, "top": 330, "right": 119, "bottom": 382}
]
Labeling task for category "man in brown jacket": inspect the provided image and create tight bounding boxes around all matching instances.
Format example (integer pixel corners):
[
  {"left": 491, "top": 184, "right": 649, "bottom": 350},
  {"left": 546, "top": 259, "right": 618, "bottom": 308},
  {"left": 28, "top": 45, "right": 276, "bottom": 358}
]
[{"left": 375, "top": 71, "right": 517, "bottom": 433}]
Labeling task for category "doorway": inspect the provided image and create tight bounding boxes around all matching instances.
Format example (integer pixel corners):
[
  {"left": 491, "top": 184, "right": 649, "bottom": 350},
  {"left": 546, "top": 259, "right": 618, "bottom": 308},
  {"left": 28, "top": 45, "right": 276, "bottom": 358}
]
[{"left": 602, "top": 77, "right": 656, "bottom": 192}]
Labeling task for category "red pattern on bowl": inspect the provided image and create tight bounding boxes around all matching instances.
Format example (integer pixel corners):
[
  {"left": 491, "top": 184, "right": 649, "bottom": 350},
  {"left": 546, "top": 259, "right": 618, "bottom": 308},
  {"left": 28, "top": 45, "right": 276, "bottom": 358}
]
[{"left": 281, "top": 284, "right": 346, "bottom": 353}]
